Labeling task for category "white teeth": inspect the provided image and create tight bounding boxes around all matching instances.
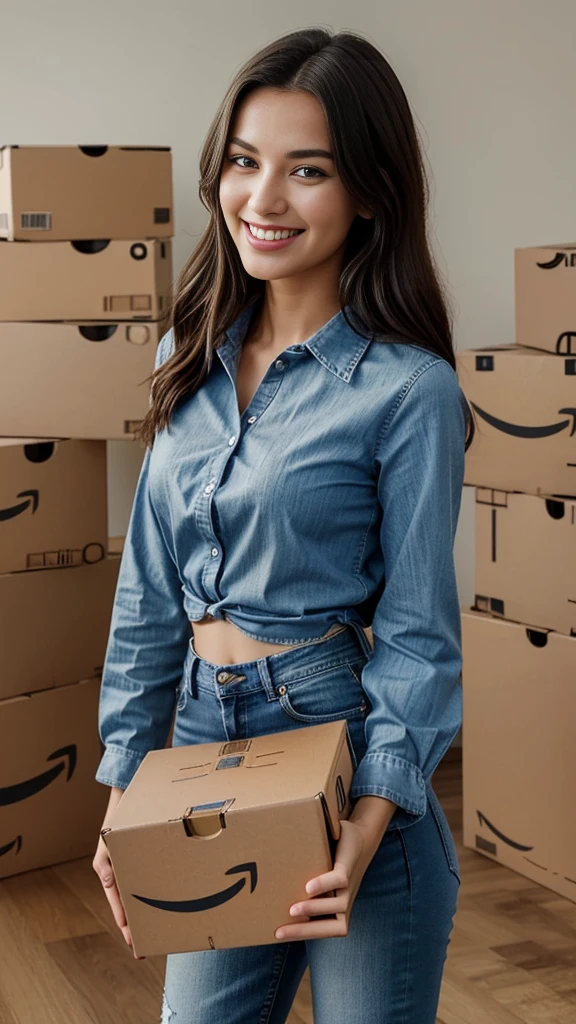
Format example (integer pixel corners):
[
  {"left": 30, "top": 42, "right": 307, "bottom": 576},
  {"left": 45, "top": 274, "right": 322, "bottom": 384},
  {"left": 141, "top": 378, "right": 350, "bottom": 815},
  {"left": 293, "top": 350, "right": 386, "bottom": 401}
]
[{"left": 248, "top": 223, "right": 301, "bottom": 240}]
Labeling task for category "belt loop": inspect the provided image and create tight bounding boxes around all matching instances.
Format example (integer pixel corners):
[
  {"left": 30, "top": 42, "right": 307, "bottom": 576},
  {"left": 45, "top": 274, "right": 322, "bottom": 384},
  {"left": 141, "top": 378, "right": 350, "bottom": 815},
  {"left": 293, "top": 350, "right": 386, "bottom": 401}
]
[
  {"left": 257, "top": 656, "right": 277, "bottom": 701},
  {"left": 346, "top": 620, "right": 373, "bottom": 659}
]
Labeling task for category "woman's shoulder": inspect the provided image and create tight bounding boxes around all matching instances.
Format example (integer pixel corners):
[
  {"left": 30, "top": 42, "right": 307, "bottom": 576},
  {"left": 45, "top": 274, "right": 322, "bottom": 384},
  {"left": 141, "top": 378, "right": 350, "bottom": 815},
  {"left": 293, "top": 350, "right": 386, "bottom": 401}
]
[
  {"left": 154, "top": 326, "right": 175, "bottom": 369},
  {"left": 362, "top": 333, "right": 459, "bottom": 396}
]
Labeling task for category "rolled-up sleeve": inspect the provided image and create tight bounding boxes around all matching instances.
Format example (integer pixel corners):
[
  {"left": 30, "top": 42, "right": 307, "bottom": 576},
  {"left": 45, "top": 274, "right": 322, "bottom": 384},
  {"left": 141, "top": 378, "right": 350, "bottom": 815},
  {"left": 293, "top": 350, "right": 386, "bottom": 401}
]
[
  {"left": 348, "top": 358, "right": 467, "bottom": 829},
  {"left": 96, "top": 331, "right": 191, "bottom": 790}
]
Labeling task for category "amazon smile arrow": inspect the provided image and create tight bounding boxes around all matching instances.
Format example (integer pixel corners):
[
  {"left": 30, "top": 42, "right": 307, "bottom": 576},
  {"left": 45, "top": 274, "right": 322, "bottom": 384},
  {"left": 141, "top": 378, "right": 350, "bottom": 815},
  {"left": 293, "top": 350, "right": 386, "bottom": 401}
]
[
  {"left": 131, "top": 861, "right": 258, "bottom": 913},
  {"left": 0, "top": 745, "right": 77, "bottom": 806},
  {"left": 0, "top": 489, "right": 39, "bottom": 522}
]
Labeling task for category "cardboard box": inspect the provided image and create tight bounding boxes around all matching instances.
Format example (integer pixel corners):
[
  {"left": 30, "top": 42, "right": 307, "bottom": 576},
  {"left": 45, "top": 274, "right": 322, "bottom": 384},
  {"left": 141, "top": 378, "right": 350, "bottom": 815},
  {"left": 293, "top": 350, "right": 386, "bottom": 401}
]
[
  {"left": 102, "top": 720, "right": 355, "bottom": 957},
  {"left": 0, "top": 552, "right": 121, "bottom": 701},
  {"left": 457, "top": 344, "right": 576, "bottom": 497},
  {"left": 0, "top": 676, "right": 109, "bottom": 879},
  {"left": 0, "top": 238, "right": 172, "bottom": 321},
  {"left": 474, "top": 487, "right": 576, "bottom": 636},
  {"left": 0, "top": 145, "right": 173, "bottom": 241},
  {"left": 0, "top": 438, "right": 107, "bottom": 574},
  {"left": 515, "top": 243, "right": 576, "bottom": 355},
  {"left": 0, "top": 321, "right": 162, "bottom": 439},
  {"left": 462, "top": 608, "right": 576, "bottom": 903}
]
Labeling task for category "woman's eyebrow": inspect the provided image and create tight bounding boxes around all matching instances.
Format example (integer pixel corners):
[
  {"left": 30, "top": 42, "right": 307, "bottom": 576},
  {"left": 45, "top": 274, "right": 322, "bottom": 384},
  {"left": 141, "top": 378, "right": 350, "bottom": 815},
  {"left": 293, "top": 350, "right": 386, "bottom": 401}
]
[{"left": 228, "top": 136, "right": 334, "bottom": 161}]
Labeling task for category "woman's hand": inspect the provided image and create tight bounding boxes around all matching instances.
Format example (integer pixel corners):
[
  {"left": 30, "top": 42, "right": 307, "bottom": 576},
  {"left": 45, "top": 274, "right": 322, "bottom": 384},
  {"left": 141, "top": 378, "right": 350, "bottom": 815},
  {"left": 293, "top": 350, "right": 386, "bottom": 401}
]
[
  {"left": 274, "top": 796, "right": 396, "bottom": 940},
  {"left": 92, "top": 787, "right": 147, "bottom": 959}
]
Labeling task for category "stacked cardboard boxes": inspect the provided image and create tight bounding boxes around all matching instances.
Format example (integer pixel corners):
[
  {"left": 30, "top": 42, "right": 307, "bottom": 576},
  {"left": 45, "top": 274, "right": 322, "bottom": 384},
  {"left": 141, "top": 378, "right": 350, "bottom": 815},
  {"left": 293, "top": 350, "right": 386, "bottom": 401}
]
[
  {"left": 456, "top": 243, "right": 576, "bottom": 903},
  {"left": 0, "top": 145, "right": 173, "bottom": 878}
]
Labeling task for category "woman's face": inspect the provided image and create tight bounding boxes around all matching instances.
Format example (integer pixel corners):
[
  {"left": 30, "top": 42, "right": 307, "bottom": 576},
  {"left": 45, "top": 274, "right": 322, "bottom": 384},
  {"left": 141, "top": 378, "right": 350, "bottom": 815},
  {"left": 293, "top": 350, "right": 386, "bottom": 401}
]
[{"left": 219, "top": 86, "right": 372, "bottom": 283}]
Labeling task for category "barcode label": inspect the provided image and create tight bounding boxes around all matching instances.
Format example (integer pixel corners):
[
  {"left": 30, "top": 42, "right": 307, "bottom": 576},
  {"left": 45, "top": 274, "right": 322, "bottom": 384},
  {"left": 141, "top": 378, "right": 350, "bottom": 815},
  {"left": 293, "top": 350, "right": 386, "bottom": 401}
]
[
  {"left": 21, "top": 212, "right": 52, "bottom": 230},
  {"left": 0, "top": 212, "right": 8, "bottom": 230}
]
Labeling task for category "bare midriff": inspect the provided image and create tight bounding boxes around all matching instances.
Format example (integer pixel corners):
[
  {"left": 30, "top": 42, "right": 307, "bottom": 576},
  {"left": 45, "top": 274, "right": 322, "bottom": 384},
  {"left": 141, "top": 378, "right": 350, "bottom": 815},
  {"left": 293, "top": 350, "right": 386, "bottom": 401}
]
[{"left": 190, "top": 614, "right": 346, "bottom": 666}]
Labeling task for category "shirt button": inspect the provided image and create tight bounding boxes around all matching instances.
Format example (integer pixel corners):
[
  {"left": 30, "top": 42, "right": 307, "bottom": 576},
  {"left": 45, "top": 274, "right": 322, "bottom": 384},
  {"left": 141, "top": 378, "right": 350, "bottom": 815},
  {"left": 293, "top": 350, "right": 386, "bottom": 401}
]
[
  {"left": 275, "top": 359, "right": 285, "bottom": 369},
  {"left": 211, "top": 547, "right": 219, "bottom": 557},
  {"left": 228, "top": 435, "right": 236, "bottom": 446},
  {"left": 204, "top": 483, "right": 214, "bottom": 494},
  {"left": 248, "top": 415, "right": 257, "bottom": 424}
]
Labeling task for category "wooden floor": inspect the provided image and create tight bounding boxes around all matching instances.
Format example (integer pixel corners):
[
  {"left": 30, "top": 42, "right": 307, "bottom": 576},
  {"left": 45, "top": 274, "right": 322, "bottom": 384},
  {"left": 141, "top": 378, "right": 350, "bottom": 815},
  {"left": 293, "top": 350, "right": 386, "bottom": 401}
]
[{"left": 1, "top": 755, "right": 575, "bottom": 1023}]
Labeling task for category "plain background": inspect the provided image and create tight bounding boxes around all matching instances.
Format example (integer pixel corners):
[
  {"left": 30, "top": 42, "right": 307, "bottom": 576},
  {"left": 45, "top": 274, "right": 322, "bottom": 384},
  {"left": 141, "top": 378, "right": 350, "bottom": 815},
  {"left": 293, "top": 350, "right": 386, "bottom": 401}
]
[{"left": 1, "top": 0, "right": 574, "bottom": 611}]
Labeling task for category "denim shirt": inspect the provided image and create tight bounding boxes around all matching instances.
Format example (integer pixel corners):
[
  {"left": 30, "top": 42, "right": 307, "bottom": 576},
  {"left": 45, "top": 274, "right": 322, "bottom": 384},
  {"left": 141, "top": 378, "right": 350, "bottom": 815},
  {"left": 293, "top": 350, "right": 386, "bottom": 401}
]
[{"left": 96, "top": 297, "right": 467, "bottom": 828}]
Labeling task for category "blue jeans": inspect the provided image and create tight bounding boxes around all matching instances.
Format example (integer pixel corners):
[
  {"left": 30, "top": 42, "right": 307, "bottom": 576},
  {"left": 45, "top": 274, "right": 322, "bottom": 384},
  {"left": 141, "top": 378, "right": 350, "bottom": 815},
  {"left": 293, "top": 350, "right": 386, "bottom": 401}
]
[{"left": 161, "top": 623, "right": 460, "bottom": 1023}]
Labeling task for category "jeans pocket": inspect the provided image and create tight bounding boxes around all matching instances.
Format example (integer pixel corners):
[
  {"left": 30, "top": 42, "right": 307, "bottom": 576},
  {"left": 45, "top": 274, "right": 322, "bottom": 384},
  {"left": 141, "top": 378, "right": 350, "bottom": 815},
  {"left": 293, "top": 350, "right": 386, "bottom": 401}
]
[
  {"left": 277, "top": 658, "right": 369, "bottom": 723},
  {"left": 276, "top": 658, "right": 370, "bottom": 770},
  {"left": 427, "top": 787, "right": 461, "bottom": 883}
]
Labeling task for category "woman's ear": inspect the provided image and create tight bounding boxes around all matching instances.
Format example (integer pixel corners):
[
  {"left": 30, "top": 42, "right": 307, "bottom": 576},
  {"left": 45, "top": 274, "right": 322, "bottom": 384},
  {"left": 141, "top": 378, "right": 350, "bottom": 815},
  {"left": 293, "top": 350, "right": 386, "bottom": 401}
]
[{"left": 356, "top": 207, "right": 375, "bottom": 221}]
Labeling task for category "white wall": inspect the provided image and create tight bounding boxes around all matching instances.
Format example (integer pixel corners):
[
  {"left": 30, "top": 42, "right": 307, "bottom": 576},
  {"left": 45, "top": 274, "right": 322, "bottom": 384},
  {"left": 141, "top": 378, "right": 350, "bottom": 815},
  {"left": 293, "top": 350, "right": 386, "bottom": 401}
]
[{"left": 2, "top": 0, "right": 575, "bottom": 608}]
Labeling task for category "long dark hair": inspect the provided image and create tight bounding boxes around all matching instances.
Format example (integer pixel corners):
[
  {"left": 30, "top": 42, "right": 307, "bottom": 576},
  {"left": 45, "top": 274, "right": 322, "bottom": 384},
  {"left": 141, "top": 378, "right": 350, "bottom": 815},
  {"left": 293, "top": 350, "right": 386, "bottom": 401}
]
[{"left": 137, "top": 26, "right": 475, "bottom": 451}]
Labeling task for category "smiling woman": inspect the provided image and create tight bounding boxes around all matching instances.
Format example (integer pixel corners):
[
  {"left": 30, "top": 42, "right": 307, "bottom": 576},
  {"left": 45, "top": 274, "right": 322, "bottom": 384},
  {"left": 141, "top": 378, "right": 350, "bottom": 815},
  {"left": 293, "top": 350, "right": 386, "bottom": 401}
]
[
  {"left": 219, "top": 87, "right": 373, "bottom": 284},
  {"left": 93, "top": 24, "right": 474, "bottom": 1024}
]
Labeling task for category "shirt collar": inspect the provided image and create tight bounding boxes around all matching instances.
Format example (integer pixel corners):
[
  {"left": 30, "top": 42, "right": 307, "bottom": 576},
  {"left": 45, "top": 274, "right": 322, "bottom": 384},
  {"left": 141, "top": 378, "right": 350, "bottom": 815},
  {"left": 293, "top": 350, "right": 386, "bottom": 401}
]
[{"left": 219, "top": 297, "right": 374, "bottom": 383}]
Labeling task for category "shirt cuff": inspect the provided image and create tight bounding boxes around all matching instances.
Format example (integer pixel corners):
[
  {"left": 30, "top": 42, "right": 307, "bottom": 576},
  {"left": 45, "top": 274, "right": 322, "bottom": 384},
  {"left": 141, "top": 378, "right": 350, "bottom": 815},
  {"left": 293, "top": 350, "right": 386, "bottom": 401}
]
[
  {"left": 95, "top": 744, "right": 147, "bottom": 791},
  {"left": 349, "top": 751, "right": 428, "bottom": 829}
]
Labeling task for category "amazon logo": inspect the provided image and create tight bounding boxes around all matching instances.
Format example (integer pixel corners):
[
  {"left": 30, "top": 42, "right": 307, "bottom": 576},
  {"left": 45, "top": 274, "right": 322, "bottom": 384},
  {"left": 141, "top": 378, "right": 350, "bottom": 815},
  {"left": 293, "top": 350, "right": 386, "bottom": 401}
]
[
  {"left": 131, "top": 861, "right": 258, "bottom": 913},
  {"left": 0, "top": 835, "right": 22, "bottom": 858},
  {"left": 0, "top": 490, "right": 39, "bottom": 522},
  {"left": 471, "top": 402, "right": 576, "bottom": 439},
  {"left": 536, "top": 251, "right": 576, "bottom": 269},
  {"left": 476, "top": 810, "right": 533, "bottom": 852},
  {"left": 0, "top": 745, "right": 76, "bottom": 806}
]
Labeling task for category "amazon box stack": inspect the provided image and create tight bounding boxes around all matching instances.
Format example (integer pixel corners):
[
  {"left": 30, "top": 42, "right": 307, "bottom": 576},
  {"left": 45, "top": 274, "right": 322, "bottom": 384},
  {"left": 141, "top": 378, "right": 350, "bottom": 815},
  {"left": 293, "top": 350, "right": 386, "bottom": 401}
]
[
  {"left": 0, "top": 145, "right": 174, "bottom": 878},
  {"left": 456, "top": 242, "right": 576, "bottom": 903}
]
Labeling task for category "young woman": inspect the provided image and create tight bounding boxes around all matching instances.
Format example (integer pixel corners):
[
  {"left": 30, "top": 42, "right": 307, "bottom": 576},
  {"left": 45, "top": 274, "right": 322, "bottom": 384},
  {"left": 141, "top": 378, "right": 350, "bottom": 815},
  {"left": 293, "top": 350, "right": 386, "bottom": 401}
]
[{"left": 93, "top": 26, "right": 475, "bottom": 1024}]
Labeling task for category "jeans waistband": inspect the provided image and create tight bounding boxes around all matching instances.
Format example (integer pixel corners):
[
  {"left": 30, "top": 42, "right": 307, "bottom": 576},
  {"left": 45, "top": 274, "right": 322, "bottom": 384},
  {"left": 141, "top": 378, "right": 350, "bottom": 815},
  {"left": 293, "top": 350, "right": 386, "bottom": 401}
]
[{"left": 184, "top": 620, "right": 373, "bottom": 700}]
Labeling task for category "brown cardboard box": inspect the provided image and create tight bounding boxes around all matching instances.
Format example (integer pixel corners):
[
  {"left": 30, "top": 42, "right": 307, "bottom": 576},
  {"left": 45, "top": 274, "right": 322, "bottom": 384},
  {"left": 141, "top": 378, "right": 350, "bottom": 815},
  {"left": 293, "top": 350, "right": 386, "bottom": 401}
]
[
  {"left": 0, "top": 553, "right": 121, "bottom": 701},
  {"left": 0, "top": 438, "right": 107, "bottom": 573},
  {"left": 457, "top": 344, "right": 576, "bottom": 498},
  {"left": 0, "top": 321, "right": 163, "bottom": 439},
  {"left": 0, "top": 145, "right": 173, "bottom": 241},
  {"left": 474, "top": 487, "right": 576, "bottom": 636},
  {"left": 0, "top": 238, "right": 172, "bottom": 321},
  {"left": 0, "top": 676, "right": 109, "bottom": 879},
  {"left": 462, "top": 608, "right": 576, "bottom": 903},
  {"left": 515, "top": 243, "right": 576, "bottom": 355},
  {"left": 102, "top": 720, "right": 355, "bottom": 957}
]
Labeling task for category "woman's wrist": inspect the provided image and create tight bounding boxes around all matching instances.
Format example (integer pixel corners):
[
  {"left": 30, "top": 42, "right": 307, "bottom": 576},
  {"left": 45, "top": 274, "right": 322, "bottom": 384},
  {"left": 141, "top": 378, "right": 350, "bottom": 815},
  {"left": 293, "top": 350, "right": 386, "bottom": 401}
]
[{"left": 348, "top": 794, "right": 397, "bottom": 841}]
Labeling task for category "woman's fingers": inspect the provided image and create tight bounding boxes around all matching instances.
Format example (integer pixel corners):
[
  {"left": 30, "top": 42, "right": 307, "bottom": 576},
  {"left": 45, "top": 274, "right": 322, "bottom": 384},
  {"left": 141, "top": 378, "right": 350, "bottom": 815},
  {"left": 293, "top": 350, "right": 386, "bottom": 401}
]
[{"left": 93, "top": 839, "right": 127, "bottom": 931}]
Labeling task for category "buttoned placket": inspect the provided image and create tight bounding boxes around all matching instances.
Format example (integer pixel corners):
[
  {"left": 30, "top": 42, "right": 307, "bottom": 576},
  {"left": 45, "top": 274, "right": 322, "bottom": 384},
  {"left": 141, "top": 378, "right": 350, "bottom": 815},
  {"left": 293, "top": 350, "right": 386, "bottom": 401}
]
[{"left": 193, "top": 340, "right": 305, "bottom": 625}]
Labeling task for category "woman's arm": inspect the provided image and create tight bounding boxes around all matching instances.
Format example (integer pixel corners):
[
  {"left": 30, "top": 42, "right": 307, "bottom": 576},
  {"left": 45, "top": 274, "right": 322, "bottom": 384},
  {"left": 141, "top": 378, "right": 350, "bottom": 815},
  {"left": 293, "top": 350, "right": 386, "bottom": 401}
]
[
  {"left": 349, "top": 357, "right": 467, "bottom": 829},
  {"left": 96, "top": 331, "right": 192, "bottom": 791}
]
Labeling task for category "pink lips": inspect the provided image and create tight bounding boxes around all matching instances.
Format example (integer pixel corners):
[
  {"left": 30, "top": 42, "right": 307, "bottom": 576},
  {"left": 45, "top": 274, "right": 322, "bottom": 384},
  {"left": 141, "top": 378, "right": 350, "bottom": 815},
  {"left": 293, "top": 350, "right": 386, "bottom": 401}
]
[{"left": 242, "top": 219, "right": 304, "bottom": 251}]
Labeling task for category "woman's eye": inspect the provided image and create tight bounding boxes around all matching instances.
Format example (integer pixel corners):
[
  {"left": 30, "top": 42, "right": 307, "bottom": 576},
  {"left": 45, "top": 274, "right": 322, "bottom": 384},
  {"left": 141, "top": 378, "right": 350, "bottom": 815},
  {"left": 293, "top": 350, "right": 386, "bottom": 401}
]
[
  {"left": 226, "top": 156, "right": 325, "bottom": 179},
  {"left": 293, "top": 166, "right": 326, "bottom": 179},
  {"left": 227, "top": 155, "right": 256, "bottom": 169}
]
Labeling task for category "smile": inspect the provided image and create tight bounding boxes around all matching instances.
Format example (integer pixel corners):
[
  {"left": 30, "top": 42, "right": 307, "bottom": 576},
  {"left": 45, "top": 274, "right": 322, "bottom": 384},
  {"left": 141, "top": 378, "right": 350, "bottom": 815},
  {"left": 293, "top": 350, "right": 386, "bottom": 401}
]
[{"left": 241, "top": 219, "right": 304, "bottom": 251}]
